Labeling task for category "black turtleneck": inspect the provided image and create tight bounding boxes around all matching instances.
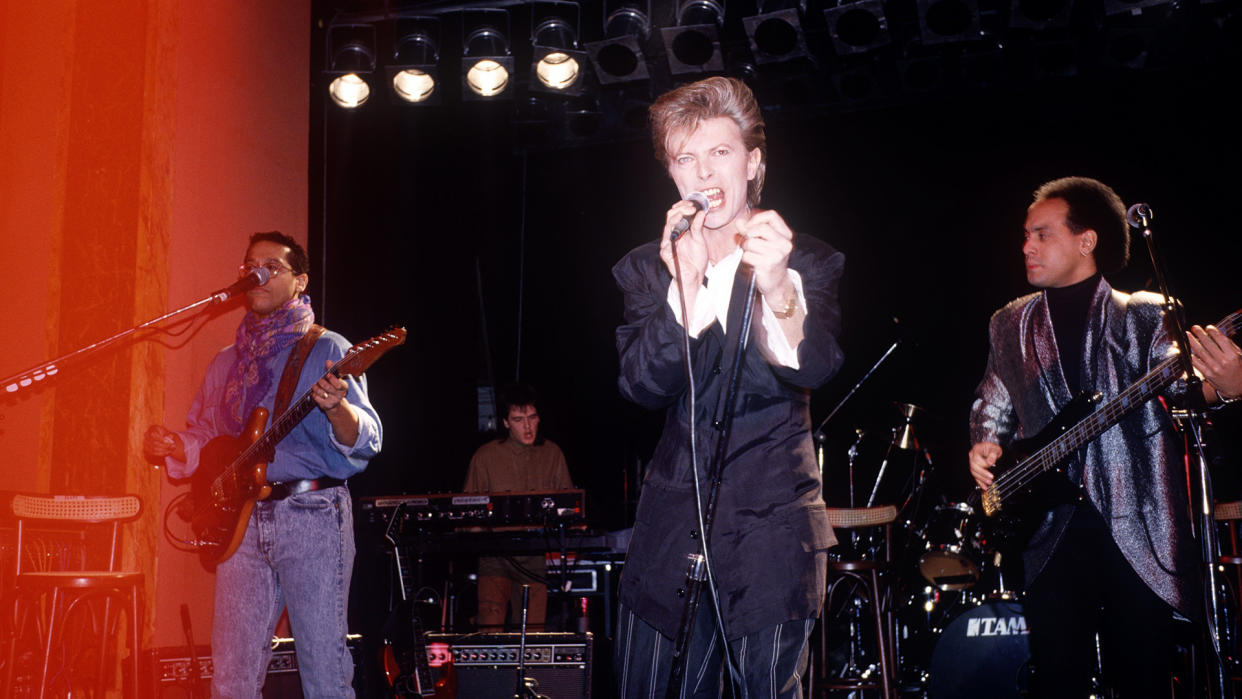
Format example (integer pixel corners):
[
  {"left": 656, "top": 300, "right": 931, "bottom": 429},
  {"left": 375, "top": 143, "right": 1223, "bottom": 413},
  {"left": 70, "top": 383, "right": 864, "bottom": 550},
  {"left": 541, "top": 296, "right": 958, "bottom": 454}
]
[{"left": 1045, "top": 272, "right": 1102, "bottom": 396}]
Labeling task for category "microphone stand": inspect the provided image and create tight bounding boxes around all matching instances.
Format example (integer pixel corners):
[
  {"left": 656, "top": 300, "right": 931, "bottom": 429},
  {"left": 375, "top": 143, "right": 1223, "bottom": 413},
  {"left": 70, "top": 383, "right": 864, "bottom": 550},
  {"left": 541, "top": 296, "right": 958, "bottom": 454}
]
[
  {"left": 1134, "top": 205, "right": 1231, "bottom": 699},
  {"left": 514, "top": 585, "right": 548, "bottom": 699},
  {"left": 1, "top": 282, "right": 247, "bottom": 396},
  {"left": 665, "top": 265, "right": 759, "bottom": 698},
  {"left": 812, "top": 337, "right": 902, "bottom": 501}
]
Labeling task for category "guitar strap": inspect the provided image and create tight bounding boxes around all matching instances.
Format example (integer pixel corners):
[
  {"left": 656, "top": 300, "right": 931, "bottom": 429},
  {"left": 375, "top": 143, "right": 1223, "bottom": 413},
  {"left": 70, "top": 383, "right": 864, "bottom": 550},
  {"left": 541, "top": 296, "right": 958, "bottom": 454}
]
[{"left": 274, "top": 324, "right": 325, "bottom": 417}]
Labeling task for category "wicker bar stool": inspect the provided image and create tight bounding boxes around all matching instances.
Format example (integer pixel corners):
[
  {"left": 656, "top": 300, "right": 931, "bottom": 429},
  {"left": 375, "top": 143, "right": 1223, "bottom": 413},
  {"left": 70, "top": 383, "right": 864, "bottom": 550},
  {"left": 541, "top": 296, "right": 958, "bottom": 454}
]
[
  {"left": 3, "top": 494, "right": 143, "bottom": 699},
  {"left": 818, "top": 505, "right": 898, "bottom": 699}
]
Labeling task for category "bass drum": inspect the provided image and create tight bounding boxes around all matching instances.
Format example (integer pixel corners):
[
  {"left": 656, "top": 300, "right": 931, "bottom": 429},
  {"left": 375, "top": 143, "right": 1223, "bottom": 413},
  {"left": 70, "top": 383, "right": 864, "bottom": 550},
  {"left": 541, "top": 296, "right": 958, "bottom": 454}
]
[{"left": 929, "top": 598, "right": 1030, "bottom": 699}]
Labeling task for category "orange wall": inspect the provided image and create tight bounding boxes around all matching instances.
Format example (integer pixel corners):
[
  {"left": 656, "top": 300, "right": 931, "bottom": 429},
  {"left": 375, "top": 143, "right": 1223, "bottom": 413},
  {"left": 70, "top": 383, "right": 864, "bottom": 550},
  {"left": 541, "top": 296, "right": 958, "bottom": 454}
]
[{"left": 0, "top": 0, "right": 309, "bottom": 654}]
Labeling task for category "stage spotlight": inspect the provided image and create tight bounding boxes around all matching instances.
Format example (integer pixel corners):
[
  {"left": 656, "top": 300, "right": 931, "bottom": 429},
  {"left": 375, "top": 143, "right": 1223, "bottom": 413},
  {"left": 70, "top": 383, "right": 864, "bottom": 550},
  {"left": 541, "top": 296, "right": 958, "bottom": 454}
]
[
  {"left": 586, "top": 4, "right": 652, "bottom": 85},
  {"left": 1009, "top": 0, "right": 1074, "bottom": 29},
  {"left": 326, "top": 24, "right": 376, "bottom": 108},
  {"left": 917, "top": 0, "right": 982, "bottom": 45},
  {"left": 462, "top": 9, "right": 515, "bottom": 99},
  {"left": 537, "top": 52, "right": 580, "bottom": 89},
  {"left": 388, "top": 17, "right": 440, "bottom": 104},
  {"left": 661, "top": 0, "right": 725, "bottom": 74},
  {"left": 824, "top": 1, "right": 891, "bottom": 55},
  {"left": 531, "top": 6, "right": 591, "bottom": 95},
  {"left": 743, "top": 7, "right": 808, "bottom": 64}
]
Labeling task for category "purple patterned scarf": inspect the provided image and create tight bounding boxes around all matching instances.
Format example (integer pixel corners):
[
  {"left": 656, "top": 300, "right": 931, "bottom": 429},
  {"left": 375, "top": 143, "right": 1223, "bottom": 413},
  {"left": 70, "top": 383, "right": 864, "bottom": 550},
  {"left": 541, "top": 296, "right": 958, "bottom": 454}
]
[{"left": 221, "top": 294, "right": 315, "bottom": 433}]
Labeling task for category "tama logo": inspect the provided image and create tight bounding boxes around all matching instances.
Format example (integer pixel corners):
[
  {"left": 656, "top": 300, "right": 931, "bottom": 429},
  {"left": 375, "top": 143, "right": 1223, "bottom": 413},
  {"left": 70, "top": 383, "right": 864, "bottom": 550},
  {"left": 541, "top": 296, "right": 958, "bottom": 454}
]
[{"left": 965, "top": 616, "right": 1029, "bottom": 637}]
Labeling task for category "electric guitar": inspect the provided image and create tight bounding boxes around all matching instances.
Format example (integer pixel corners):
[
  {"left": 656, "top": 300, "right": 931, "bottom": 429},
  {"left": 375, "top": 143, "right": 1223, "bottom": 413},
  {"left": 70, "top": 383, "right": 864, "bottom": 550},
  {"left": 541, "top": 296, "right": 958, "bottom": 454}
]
[
  {"left": 185, "top": 327, "right": 406, "bottom": 567},
  {"left": 973, "top": 310, "right": 1241, "bottom": 533}
]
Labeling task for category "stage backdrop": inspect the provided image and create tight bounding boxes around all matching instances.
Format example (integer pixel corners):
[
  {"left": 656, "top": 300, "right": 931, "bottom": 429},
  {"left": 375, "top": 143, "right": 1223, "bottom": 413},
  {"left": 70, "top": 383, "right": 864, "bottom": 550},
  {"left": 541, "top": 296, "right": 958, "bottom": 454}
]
[{"left": 0, "top": 0, "right": 309, "bottom": 660}]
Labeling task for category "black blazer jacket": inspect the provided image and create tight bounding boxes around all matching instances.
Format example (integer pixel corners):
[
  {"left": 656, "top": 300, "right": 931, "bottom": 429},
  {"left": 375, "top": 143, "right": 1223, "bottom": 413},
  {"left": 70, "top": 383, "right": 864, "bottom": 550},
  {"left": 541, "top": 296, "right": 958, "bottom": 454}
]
[{"left": 613, "top": 233, "right": 845, "bottom": 639}]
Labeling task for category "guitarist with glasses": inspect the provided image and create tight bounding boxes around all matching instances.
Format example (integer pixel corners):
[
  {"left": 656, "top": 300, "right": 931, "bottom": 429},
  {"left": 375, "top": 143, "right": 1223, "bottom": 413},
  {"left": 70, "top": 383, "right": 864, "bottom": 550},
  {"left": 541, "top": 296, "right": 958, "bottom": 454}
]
[
  {"left": 968, "top": 177, "right": 1242, "bottom": 698},
  {"left": 144, "top": 231, "right": 382, "bottom": 698}
]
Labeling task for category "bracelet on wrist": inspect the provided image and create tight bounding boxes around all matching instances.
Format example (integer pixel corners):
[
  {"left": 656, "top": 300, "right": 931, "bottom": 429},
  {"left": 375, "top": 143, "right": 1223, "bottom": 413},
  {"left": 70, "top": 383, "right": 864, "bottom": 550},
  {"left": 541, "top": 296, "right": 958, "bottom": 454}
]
[{"left": 770, "top": 295, "right": 799, "bottom": 319}]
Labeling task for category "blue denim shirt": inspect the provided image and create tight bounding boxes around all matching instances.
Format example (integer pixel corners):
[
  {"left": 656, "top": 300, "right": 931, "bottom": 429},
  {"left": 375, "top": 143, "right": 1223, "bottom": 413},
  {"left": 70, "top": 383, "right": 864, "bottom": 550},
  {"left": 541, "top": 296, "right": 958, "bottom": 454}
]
[{"left": 166, "top": 329, "right": 382, "bottom": 482}]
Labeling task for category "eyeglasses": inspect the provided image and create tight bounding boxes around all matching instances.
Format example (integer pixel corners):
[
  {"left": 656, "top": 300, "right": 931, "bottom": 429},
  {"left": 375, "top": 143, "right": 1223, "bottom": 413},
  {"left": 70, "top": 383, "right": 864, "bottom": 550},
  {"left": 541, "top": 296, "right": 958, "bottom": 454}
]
[{"left": 238, "top": 262, "right": 295, "bottom": 279}]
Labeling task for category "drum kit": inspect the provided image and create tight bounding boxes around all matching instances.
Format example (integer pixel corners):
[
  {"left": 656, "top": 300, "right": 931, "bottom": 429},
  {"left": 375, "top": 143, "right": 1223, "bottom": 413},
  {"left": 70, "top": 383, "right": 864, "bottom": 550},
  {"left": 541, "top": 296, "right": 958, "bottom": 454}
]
[{"left": 821, "top": 402, "right": 1031, "bottom": 698}]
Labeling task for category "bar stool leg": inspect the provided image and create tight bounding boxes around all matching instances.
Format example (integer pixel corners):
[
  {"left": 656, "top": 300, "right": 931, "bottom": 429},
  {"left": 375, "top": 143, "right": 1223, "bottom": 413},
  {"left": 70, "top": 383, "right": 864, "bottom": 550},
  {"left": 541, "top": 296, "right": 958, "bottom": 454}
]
[
  {"left": 36, "top": 588, "right": 63, "bottom": 699},
  {"left": 868, "top": 570, "right": 891, "bottom": 699},
  {"left": 129, "top": 588, "right": 143, "bottom": 697}
]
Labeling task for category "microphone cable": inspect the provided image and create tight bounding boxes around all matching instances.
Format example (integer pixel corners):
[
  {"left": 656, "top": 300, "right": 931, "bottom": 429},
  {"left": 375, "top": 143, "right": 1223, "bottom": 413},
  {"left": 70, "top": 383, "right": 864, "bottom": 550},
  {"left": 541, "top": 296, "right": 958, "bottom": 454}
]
[{"left": 668, "top": 236, "right": 744, "bottom": 695}]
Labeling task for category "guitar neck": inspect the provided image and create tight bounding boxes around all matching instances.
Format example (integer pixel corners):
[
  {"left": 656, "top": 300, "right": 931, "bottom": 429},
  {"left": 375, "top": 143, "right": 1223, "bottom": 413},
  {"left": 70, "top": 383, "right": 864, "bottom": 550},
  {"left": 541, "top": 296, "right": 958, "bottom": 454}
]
[
  {"left": 1029, "top": 354, "right": 1182, "bottom": 474},
  {"left": 1019, "top": 309, "right": 1242, "bottom": 483},
  {"left": 231, "top": 367, "right": 340, "bottom": 469}
]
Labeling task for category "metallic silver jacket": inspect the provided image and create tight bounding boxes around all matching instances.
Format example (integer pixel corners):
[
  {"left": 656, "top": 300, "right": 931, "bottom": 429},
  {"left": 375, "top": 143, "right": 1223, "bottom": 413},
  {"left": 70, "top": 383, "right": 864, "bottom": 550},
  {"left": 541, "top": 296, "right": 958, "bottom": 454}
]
[{"left": 969, "top": 277, "right": 1196, "bottom": 617}]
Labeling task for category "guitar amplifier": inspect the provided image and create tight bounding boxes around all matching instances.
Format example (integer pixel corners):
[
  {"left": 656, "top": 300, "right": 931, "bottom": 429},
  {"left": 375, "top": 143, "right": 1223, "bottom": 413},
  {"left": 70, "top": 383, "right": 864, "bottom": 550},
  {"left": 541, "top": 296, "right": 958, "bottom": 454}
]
[
  {"left": 142, "top": 635, "right": 362, "bottom": 698},
  {"left": 426, "top": 631, "right": 592, "bottom": 699}
]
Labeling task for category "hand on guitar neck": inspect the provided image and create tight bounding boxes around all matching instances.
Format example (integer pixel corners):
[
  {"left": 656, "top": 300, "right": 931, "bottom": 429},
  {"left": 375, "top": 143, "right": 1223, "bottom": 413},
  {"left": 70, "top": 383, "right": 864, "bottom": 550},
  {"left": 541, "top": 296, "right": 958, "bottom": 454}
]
[
  {"left": 1189, "top": 323, "right": 1242, "bottom": 403},
  {"left": 970, "top": 309, "right": 1242, "bottom": 520},
  {"left": 312, "top": 358, "right": 360, "bottom": 447}
]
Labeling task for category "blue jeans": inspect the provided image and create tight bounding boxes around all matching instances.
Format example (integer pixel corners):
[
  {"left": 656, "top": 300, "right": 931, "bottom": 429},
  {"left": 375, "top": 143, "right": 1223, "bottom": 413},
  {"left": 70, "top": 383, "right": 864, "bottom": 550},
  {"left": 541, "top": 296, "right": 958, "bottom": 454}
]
[{"left": 211, "top": 486, "right": 356, "bottom": 699}]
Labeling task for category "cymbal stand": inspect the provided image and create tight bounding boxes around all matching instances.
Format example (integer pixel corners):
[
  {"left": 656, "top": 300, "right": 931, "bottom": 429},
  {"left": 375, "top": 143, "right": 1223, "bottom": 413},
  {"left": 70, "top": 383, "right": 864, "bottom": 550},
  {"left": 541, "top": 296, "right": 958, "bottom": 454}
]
[
  {"left": 813, "top": 338, "right": 901, "bottom": 490},
  {"left": 867, "top": 404, "right": 921, "bottom": 508}
]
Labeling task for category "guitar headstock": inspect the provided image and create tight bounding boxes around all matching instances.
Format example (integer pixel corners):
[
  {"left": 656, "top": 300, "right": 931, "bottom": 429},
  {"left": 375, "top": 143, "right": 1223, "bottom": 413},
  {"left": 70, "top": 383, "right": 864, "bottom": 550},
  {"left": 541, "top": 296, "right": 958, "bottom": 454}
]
[{"left": 334, "top": 327, "right": 407, "bottom": 379}]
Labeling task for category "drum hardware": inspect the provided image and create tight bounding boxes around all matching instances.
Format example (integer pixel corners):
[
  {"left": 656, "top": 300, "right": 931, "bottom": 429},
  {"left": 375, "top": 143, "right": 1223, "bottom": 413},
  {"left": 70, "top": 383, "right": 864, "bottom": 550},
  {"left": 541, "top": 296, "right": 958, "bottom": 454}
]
[
  {"left": 847, "top": 428, "right": 865, "bottom": 509},
  {"left": 893, "top": 402, "right": 921, "bottom": 451},
  {"left": 867, "top": 403, "right": 925, "bottom": 508},
  {"left": 915, "top": 502, "right": 984, "bottom": 592}
]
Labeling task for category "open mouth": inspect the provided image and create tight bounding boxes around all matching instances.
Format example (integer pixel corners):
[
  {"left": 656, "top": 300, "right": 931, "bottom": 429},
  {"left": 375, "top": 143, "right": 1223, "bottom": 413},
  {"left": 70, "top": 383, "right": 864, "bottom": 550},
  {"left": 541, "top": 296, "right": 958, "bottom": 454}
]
[{"left": 701, "top": 187, "right": 724, "bottom": 210}]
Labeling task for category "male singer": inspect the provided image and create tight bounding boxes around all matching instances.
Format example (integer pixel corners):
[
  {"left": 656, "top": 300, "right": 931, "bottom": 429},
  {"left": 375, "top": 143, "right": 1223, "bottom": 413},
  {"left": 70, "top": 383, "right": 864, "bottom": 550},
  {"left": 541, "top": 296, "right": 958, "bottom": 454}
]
[{"left": 612, "top": 76, "right": 845, "bottom": 697}]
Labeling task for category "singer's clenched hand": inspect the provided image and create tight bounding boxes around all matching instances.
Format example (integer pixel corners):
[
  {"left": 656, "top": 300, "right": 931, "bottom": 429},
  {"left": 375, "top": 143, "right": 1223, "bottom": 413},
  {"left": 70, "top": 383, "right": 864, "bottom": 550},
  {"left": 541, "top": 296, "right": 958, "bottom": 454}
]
[
  {"left": 660, "top": 199, "right": 708, "bottom": 292},
  {"left": 737, "top": 209, "right": 795, "bottom": 301}
]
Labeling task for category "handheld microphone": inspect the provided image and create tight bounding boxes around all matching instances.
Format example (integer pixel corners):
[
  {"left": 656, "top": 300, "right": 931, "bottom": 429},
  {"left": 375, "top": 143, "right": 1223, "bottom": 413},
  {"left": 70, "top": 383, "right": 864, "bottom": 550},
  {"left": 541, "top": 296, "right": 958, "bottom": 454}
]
[
  {"left": 210, "top": 265, "right": 271, "bottom": 304},
  {"left": 670, "top": 191, "right": 711, "bottom": 241},
  {"left": 1126, "top": 203, "right": 1153, "bottom": 229}
]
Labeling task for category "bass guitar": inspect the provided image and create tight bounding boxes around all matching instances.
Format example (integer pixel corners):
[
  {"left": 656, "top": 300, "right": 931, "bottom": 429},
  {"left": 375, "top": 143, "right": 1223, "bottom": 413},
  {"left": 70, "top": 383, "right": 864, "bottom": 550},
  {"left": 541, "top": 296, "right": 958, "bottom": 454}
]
[
  {"left": 974, "top": 310, "right": 1241, "bottom": 530},
  {"left": 185, "top": 327, "right": 406, "bottom": 567}
]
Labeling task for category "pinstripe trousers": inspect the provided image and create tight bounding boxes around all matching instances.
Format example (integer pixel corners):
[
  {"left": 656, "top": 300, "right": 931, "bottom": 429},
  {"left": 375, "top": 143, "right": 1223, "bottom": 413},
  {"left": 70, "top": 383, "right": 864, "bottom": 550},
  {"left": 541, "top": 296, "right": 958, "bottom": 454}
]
[{"left": 614, "top": 602, "right": 815, "bottom": 699}]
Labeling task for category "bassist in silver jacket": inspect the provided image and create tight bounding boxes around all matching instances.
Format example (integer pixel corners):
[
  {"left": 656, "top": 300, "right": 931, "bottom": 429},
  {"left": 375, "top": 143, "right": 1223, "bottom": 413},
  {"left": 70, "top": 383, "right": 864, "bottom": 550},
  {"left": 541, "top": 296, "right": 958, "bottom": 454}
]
[{"left": 968, "top": 176, "right": 1241, "bottom": 698}]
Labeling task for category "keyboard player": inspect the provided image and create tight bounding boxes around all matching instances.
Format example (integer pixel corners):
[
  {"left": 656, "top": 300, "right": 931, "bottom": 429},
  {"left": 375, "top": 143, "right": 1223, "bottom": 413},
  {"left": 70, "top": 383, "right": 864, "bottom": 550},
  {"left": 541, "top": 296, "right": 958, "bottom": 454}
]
[{"left": 464, "top": 382, "right": 574, "bottom": 631}]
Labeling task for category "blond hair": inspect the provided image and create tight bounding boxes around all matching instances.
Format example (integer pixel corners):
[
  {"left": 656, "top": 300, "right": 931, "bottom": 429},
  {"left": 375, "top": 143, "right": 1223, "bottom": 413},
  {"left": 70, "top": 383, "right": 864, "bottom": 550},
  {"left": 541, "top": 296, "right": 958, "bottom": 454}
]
[{"left": 649, "top": 77, "right": 766, "bottom": 207}]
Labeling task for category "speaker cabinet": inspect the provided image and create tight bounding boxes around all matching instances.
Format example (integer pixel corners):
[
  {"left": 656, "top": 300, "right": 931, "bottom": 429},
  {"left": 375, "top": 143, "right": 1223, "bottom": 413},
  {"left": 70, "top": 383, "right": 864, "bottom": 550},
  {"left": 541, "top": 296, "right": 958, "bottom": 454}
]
[
  {"left": 143, "top": 636, "right": 362, "bottom": 698},
  {"left": 426, "top": 631, "right": 592, "bottom": 699}
]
